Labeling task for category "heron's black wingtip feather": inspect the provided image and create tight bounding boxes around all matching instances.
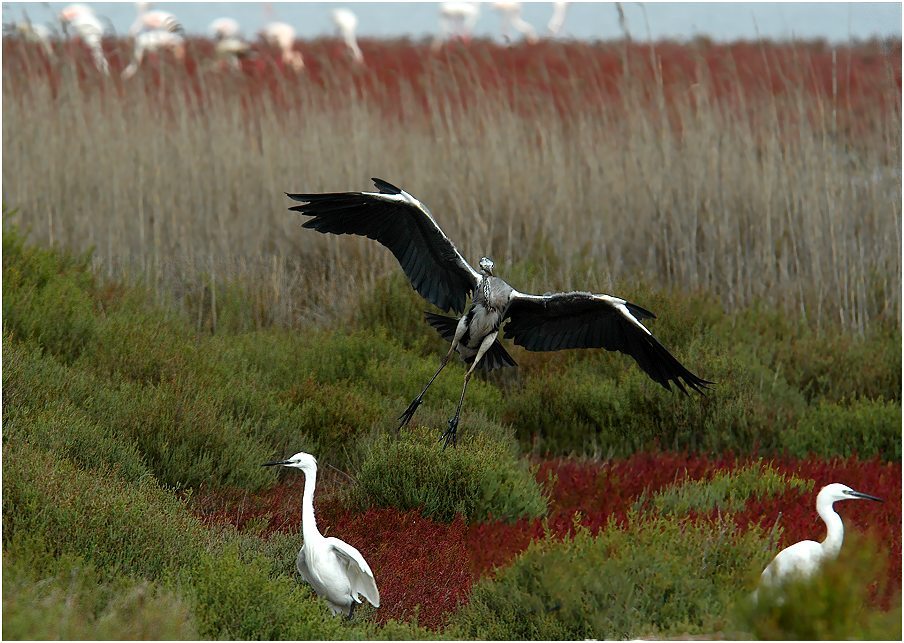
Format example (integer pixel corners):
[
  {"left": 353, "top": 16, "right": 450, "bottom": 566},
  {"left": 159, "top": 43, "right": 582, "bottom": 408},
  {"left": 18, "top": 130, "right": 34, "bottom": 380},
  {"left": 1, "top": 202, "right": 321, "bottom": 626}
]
[{"left": 372, "top": 178, "right": 402, "bottom": 194}]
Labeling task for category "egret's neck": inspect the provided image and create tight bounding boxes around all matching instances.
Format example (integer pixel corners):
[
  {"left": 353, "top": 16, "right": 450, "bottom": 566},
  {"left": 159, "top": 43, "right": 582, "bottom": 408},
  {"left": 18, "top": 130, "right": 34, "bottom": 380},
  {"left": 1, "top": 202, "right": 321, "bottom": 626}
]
[
  {"left": 300, "top": 467, "right": 323, "bottom": 544},
  {"left": 818, "top": 499, "right": 844, "bottom": 559}
]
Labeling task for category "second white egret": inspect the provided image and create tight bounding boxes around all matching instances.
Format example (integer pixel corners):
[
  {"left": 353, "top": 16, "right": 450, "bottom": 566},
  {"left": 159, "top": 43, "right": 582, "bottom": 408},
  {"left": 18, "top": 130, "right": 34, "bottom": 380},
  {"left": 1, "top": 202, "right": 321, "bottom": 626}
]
[{"left": 262, "top": 451, "right": 380, "bottom": 618}]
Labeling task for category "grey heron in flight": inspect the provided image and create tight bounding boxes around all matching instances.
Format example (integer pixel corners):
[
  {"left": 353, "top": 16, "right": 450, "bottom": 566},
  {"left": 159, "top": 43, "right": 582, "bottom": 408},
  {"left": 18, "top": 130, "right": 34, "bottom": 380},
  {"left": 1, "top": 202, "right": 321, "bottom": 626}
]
[{"left": 288, "top": 178, "right": 711, "bottom": 447}]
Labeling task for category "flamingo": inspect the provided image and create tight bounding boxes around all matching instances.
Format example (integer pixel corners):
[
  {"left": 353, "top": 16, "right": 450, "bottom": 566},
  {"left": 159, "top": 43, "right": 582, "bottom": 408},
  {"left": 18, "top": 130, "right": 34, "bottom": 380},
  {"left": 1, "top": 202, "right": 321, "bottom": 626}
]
[
  {"left": 331, "top": 8, "right": 363, "bottom": 64},
  {"left": 547, "top": 0, "right": 569, "bottom": 36},
  {"left": 129, "top": 1, "right": 182, "bottom": 36},
  {"left": 209, "top": 17, "right": 241, "bottom": 40},
  {"left": 209, "top": 17, "right": 250, "bottom": 70},
  {"left": 59, "top": 4, "right": 109, "bottom": 74},
  {"left": 259, "top": 21, "right": 304, "bottom": 71},
  {"left": 433, "top": 2, "right": 481, "bottom": 50},
  {"left": 5, "top": 18, "right": 55, "bottom": 56},
  {"left": 121, "top": 28, "right": 185, "bottom": 79},
  {"left": 493, "top": 1, "right": 538, "bottom": 44}
]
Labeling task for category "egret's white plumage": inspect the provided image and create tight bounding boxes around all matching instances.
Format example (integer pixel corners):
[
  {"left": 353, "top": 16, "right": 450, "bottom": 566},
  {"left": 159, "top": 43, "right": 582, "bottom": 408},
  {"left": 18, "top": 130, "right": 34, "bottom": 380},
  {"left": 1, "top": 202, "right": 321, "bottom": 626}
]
[
  {"left": 493, "top": 1, "right": 538, "bottom": 43},
  {"left": 260, "top": 21, "right": 304, "bottom": 71},
  {"left": 262, "top": 452, "right": 379, "bottom": 618},
  {"left": 331, "top": 8, "right": 363, "bottom": 64},
  {"left": 59, "top": 4, "right": 109, "bottom": 74},
  {"left": 758, "top": 483, "right": 882, "bottom": 594}
]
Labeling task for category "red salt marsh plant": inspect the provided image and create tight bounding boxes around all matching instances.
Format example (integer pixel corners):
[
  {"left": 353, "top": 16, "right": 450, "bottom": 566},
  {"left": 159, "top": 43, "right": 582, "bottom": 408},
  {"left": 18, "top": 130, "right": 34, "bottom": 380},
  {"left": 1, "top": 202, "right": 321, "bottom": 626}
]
[{"left": 195, "top": 452, "right": 901, "bottom": 628}]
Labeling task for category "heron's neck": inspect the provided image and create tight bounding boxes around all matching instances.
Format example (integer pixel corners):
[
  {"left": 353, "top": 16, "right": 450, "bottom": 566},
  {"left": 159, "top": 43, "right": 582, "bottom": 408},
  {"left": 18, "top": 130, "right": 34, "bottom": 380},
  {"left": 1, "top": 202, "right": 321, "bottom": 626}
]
[
  {"left": 818, "top": 501, "right": 844, "bottom": 559},
  {"left": 301, "top": 468, "right": 323, "bottom": 544}
]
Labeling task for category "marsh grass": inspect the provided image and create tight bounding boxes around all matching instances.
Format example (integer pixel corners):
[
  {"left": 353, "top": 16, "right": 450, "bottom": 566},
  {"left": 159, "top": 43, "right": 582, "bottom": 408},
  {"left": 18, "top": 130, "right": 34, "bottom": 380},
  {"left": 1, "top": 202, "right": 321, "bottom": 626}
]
[{"left": 3, "top": 38, "right": 900, "bottom": 335}]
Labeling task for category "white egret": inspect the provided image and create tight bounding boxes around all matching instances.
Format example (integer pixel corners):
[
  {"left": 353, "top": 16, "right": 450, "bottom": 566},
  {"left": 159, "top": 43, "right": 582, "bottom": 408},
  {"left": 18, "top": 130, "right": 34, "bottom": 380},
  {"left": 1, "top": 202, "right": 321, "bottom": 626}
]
[
  {"left": 262, "top": 451, "right": 380, "bottom": 618},
  {"left": 260, "top": 21, "right": 304, "bottom": 71},
  {"left": 758, "top": 483, "right": 883, "bottom": 593}
]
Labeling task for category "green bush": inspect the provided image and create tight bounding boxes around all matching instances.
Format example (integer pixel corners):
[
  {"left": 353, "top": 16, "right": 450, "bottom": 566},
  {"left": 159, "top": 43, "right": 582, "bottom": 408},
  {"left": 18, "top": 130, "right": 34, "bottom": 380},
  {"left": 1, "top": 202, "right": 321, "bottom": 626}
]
[
  {"left": 2, "top": 338, "right": 151, "bottom": 482},
  {"left": 734, "top": 533, "right": 901, "bottom": 639},
  {"left": 3, "top": 226, "right": 97, "bottom": 362},
  {"left": 185, "top": 544, "right": 352, "bottom": 640},
  {"left": 651, "top": 460, "right": 813, "bottom": 515},
  {"left": 2, "top": 552, "right": 197, "bottom": 640},
  {"left": 781, "top": 398, "right": 902, "bottom": 461},
  {"left": 2, "top": 440, "right": 207, "bottom": 580},
  {"left": 506, "top": 338, "right": 808, "bottom": 457},
  {"left": 450, "top": 514, "right": 774, "bottom": 640},
  {"left": 351, "top": 425, "right": 548, "bottom": 523}
]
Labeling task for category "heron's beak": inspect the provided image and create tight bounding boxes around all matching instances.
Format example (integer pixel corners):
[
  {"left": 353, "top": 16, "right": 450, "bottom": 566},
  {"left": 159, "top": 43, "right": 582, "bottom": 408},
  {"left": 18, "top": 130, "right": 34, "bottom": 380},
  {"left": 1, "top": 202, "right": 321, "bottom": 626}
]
[
  {"left": 846, "top": 489, "right": 883, "bottom": 502},
  {"left": 261, "top": 460, "right": 290, "bottom": 467}
]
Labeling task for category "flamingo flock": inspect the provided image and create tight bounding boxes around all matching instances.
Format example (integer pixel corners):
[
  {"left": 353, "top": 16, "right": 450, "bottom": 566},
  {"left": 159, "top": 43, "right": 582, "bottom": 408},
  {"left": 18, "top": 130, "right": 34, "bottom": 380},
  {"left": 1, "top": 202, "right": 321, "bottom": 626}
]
[{"left": 6, "top": 2, "right": 572, "bottom": 77}]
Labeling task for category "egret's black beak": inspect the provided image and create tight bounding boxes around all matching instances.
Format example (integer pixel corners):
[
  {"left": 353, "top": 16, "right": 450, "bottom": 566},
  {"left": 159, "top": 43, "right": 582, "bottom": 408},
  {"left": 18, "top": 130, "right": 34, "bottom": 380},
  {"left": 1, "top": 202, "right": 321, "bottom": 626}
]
[
  {"left": 845, "top": 489, "right": 883, "bottom": 502},
  {"left": 261, "top": 460, "right": 290, "bottom": 468}
]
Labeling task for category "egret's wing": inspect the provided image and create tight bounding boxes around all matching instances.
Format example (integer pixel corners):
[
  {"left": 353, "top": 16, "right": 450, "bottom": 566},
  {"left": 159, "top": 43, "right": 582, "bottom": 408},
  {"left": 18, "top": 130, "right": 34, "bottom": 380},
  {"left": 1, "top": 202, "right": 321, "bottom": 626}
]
[
  {"left": 325, "top": 537, "right": 380, "bottom": 608},
  {"left": 504, "top": 290, "right": 711, "bottom": 394},
  {"left": 295, "top": 545, "right": 314, "bottom": 586},
  {"left": 288, "top": 178, "right": 481, "bottom": 314}
]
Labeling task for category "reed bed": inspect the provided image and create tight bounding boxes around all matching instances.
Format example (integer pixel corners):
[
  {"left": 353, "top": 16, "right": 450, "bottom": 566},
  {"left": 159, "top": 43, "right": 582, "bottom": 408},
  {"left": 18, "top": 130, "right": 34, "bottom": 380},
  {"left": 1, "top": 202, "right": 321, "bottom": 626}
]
[{"left": 3, "top": 36, "right": 900, "bottom": 334}]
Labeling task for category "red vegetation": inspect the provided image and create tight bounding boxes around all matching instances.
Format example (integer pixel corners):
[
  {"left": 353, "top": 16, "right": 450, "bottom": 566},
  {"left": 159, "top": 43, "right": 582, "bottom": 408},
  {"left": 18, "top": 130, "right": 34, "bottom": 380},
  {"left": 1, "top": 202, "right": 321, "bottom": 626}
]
[
  {"left": 195, "top": 453, "right": 901, "bottom": 629},
  {"left": 4, "top": 37, "right": 900, "bottom": 136}
]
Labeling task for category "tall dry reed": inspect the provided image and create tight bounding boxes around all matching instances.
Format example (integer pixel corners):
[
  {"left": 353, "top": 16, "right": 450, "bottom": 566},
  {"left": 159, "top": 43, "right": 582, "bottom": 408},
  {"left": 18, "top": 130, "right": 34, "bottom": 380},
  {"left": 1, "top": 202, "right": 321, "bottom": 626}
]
[{"left": 3, "top": 37, "right": 900, "bottom": 334}]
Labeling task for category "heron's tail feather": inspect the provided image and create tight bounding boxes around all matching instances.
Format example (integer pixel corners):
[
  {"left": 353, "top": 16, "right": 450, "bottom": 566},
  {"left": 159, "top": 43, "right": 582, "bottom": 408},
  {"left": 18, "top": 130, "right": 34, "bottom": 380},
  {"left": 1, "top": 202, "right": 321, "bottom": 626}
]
[{"left": 424, "top": 312, "right": 517, "bottom": 372}]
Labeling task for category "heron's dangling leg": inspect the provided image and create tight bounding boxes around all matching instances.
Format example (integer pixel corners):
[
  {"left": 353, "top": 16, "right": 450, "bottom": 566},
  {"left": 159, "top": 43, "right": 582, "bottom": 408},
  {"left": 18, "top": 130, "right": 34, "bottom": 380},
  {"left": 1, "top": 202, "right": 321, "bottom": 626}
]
[
  {"left": 347, "top": 601, "right": 357, "bottom": 620},
  {"left": 397, "top": 344, "right": 456, "bottom": 431},
  {"left": 440, "top": 331, "right": 497, "bottom": 449}
]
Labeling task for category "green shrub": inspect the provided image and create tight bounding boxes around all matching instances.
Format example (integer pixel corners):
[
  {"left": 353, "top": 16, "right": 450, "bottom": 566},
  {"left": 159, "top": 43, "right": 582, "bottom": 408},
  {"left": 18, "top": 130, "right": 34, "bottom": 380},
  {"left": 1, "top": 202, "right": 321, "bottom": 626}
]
[
  {"left": 3, "top": 226, "right": 97, "bottom": 362},
  {"left": 354, "top": 273, "right": 439, "bottom": 352},
  {"left": 506, "top": 338, "right": 807, "bottom": 457},
  {"left": 651, "top": 460, "right": 814, "bottom": 515},
  {"left": 2, "top": 440, "right": 207, "bottom": 580},
  {"left": 781, "top": 398, "right": 901, "bottom": 461},
  {"left": 84, "top": 305, "right": 198, "bottom": 384},
  {"left": 351, "top": 425, "right": 548, "bottom": 523},
  {"left": 185, "top": 544, "right": 352, "bottom": 640},
  {"left": 450, "top": 514, "right": 774, "bottom": 640},
  {"left": 2, "top": 552, "right": 198, "bottom": 640},
  {"left": 734, "top": 533, "right": 901, "bottom": 639},
  {"left": 2, "top": 338, "right": 151, "bottom": 482}
]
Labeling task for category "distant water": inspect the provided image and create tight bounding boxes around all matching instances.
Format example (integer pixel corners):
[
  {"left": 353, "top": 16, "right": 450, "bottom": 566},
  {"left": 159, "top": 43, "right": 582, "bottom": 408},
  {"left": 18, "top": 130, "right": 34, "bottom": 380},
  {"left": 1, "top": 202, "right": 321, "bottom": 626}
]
[{"left": 7, "top": 2, "right": 902, "bottom": 43}]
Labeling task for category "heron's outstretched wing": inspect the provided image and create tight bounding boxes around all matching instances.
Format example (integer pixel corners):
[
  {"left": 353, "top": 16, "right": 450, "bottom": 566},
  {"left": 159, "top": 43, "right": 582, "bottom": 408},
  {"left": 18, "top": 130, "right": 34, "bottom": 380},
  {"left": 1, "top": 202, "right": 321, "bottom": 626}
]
[
  {"left": 504, "top": 291, "right": 711, "bottom": 394},
  {"left": 287, "top": 178, "right": 481, "bottom": 314},
  {"left": 325, "top": 537, "right": 380, "bottom": 608}
]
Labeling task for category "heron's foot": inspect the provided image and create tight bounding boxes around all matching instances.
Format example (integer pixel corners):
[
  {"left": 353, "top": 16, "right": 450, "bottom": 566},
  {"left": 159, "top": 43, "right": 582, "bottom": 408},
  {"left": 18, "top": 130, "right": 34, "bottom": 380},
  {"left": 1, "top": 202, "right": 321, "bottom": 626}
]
[
  {"left": 439, "top": 416, "right": 459, "bottom": 450},
  {"left": 397, "top": 396, "right": 423, "bottom": 431}
]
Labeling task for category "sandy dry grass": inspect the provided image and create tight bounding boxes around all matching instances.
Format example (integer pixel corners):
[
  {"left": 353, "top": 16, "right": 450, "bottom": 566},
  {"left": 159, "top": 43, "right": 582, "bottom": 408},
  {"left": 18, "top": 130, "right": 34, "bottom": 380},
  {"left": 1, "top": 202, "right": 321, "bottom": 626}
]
[{"left": 3, "top": 37, "right": 900, "bottom": 333}]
